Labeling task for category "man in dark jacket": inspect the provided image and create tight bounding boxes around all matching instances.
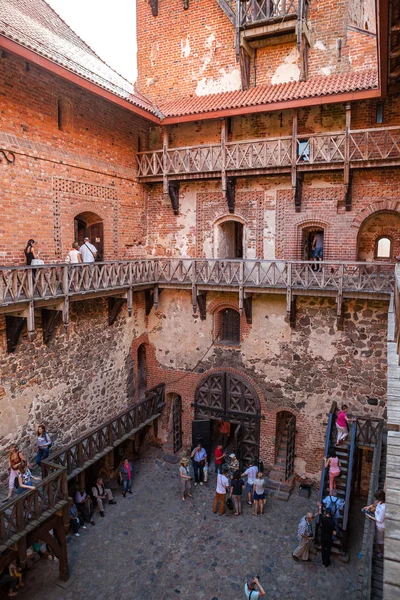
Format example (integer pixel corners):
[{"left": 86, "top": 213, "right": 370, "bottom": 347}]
[{"left": 320, "top": 506, "right": 336, "bottom": 567}]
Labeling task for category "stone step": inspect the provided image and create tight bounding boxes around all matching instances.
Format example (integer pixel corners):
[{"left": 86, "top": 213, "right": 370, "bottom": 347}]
[
  {"left": 266, "top": 489, "right": 290, "bottom": 502},
  {"left": 265, "top": 478, "right": 294, "bottom": 493}
]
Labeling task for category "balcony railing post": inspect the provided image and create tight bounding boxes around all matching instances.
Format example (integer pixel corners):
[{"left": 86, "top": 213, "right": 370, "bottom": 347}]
[
  {"left": 163, "top": 127, "right": 169, "bottom": 197},
  {"left": 221, "top": 118, "right": 227, "bottom": 194},
  {"left": 291, "top": 109, "right": 298, "bottom": 188}
]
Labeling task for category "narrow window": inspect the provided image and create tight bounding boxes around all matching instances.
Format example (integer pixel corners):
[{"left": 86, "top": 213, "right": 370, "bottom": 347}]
[
  {"left": 220, "top": 309, "right": 240, "bottom": 345},
  {"left": 375, "top": 237, "right": 392, "bottom": 259}
]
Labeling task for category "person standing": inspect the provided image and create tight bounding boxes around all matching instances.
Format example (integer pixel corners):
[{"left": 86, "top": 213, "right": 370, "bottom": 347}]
[
  {"left": 219, "top": 420, "right": 231, "bottom": 446},
  {"left": 79, "top": 237, "right": 97, "bottom": 263},
  {"left": 24, "top": 239, "right": 37, "bottom": 265},
  {"left": 230, "top": 471, "right": 245, "bottom": 516},
  {"left": 364, "top": 490, "right": 386, "bottom": 557},
  {"left": 241, "top": 460, "right": 258, "bottom": 506},
  {"left": 311, "top": 231, "right": 324, "bottom": 270},
  {"left": 69, "top": 497, "right": 86, "bottom": 537},
  {"left": 179, "top": 457, "right": 192, "bottom": 501},
  {"left": 318, "top": 506, "right": 336, "bottom": 567},
  {"left": 4, "top": 445, "right": 26, "bottom": 501},
  {"left": 325, "top": 450, "right": 341, "bottom": 495},
  {"left": 253, "top": 472, "right": 266, "bottom": 516},
  {"left": 214, "top": 444, "right": 226, "bottom": 474},
  {"left": 190, "top": 442, "right": 207, "bottom": 486},
  {"left": 336, "top": 405, "right": 354, "bottom": 445},
  {"left": 65, "top": 242, "right": 82, "bottom": 264},
  {"left": 244, "top": 576, "right": 266, "bottom": 599},
  {"left": 119, "top": 458, "right": 133, "bottom": 497},
  {"left": 292, "top": 510, "right": 319, "bottom": 562},
  {"left": 36, "top": 424, "right": 52, "bottom": 465},
  {"left": 213, "top": 467, "right": 229, "bottom": 516}
]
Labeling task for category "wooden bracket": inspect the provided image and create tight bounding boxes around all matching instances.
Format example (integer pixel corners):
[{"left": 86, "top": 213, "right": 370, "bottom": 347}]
[
  {"left": 243, "top": 294, "right": 252, "bottom": 324},
  {"left": 183, "top": 0, "right": 189, "bottom": 8},
  {"left": 42, "top": 309, "right": 62, "bottom": 344},
  {"left": 108, "top": 297, "right": 126, "bottom": 325},
  {"left": 239, "top": 46, "right": 251, "bottom": 91},
  {"left": 145, "top": 287, "right": 162, "bottom": 316},
  {"left": 337, "top": 264, "right": 344, "bottom": 330},
  {"left": 289, "top": 296, "right": 297, "bottom": 329},
  {"left": 294, "top": 173, "right": 303, "bottom": 213},
  {"left": 168, "top": 181, "right": 180, "bottom": 215},
  {"left": 6, "top": 315, "right": 25, "bottom": 353},
  {"left": 227, "top": 177, "right": 235, "bottom": 213},
  {"left": 345, "top": 170, "right": 353, "bottom": 212},
  {"left": 197, "top": 292, "right": 207, "bottom": 320},
  {"left": 149, "top": 0, "right": 158, "bottom": 16}
]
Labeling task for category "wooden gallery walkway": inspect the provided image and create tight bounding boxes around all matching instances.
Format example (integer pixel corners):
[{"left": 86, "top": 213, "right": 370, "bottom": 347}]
[{"left": 0, "top": 384, "right": 165, "bottom": 581}]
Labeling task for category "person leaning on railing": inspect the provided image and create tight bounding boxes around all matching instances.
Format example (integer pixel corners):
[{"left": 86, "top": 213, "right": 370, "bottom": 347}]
[
  {"left": 363, "top": 489, "right": 386, "bottom": 558},
  {"left": 3, "top": 444, "right": 27, "bottom": 502}
]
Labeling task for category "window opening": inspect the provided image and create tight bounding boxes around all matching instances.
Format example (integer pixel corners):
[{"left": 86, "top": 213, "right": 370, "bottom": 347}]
[
  {"left": 375, "top": 237, "right": 392, "bottom": 259},
  {"left": 297, "top": 139, "right": 310, "bottom": 162},
  {"left": 220, "top": 309, "right": 240, "bottom": 345},
  {"left": 218, "top": 221, "right": 244, "bottom": 259}
]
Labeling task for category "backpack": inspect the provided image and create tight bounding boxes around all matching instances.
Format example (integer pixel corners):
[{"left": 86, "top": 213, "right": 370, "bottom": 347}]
[
  {"left": 14, "top": 476, "right": 19, "bottom": 489},
  {"left": 328, "top": 496, "right": 339, "bottom": 517}
]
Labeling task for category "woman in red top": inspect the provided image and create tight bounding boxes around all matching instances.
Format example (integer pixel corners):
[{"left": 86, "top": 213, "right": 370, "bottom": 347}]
[
  {"left": 325, "top": 450, "right": 341, "bottom": 495},
  {"left": 214, "top": 444, "right": 226, "bottom": 475},
  {"left": 336, "top": 404, "right": 353, "bottom": 445}
]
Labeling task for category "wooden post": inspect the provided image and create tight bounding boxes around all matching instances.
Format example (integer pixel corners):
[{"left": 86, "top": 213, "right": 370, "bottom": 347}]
[
  {"left": 26, "top": 301, "right": 35, "bottom": 341},
  {"left": 221, "top": 118, "right": 227, "bottom": 194},
  {"left": 291, "top": 109, "right": 298, "bottom": 189},
  {"left": 127, "top": 288, "right": 133, "bottom": 317},
  {"left": 337, "top": 263, "right": 344, "bottom": 330},
  {"left": 54, "top": 514, "right": 70, "bottom": 581},
  {"left": 344, "top": 103, "right": 352, "bottom": 211},
  {"left": 239, "top": 261, "right": 244, "bottom": 314},
  {"left": 191, "top": 261, "right": 197, "bottom": 313},
  {"left": 163, "top": 127, "right": 169, "bottom": 198},
  {"left": 62, "top": 267, "right": 70, "bottom": 334}
]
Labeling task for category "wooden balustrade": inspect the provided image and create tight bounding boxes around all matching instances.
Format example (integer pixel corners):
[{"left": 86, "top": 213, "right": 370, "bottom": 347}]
[
  {"left": 136, "top": 127, "right": 400, "bottom": 180},
  {"left": 356, "top": 417, "right": 384, "bottom": 447},
  {"left": 238, "top": 0, "right": 298, "bottom": 26}
]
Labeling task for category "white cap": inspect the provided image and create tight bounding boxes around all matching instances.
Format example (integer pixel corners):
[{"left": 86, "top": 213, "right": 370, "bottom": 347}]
[{"left": 229, "top": 453, "right": 236, "bottom": 458}]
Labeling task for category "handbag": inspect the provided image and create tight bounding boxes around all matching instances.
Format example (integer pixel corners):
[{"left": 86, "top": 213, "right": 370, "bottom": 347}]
[{"left": 226, "top": 497, "right": 234, "bottom": 511}]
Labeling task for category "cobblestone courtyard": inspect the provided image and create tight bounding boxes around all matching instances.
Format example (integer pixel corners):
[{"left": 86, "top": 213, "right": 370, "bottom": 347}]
[{"left": 18, "top": 448, "right": 362, "bottom": 600}]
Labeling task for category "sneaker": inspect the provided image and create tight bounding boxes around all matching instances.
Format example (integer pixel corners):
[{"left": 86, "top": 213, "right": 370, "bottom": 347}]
[
  {"left": 128, "top": 490, "right": 132, "bottom": 494},
  {"left": 194, "top": 482, "right": 198, "bottom": 486},
  {"left": 74, "top": 533, "right": 80, "bottom": 537},
  {"left": 82, "top": 526, "right": 87, "bottom": 530},
  {"left": 100, "top": 511, "right": 105, "bottom": 517},
  {"left": 292, "top": 554, "right": 299, "bottom": 562},
  {"left": 199, "top": 482, "right": 203, "bottom": 486},
  {"left": 109, "top": 500, "right": 117, "bottom": 505},
  {"left": 90, "top": 519, "right": 95, "bottom": 526}
]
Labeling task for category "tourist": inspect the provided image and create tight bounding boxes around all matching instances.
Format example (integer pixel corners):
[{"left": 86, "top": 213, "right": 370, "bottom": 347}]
[
  {"left": 79, "top": 237, "right": 97, "bottom": 263},
  {"left": 0, "top": 567, "right": 17, "bottom": 597},
  {"left": 36, "top": 424, "right": 52, "bottom": 465},
  {"left": 190, "top": 442, "right": 207, "bottom": 486},
  {"left": 16, "top": 462, "right": 39, "bottom": 494},
  {"left": 8, "top": 561, "right": 23, "bottom": 590},
  {"left": 228, "top": 453, "right": 240, "bottom": 477},
  {"left": 322, "top": 489, "right": 344, "bottom": 527},
  {"left": 241, "top": 460, "right": 258, "bottom": 506},
  {"left": 292, "top": 510, "right": 319, "bottom": 562},
  {"left": 219, "top": 420, "right": 231, "bottom": 446},
  {"left": 119, "top": 458, "right": 133, "bottom": 497},
  {"left": 91, "top": 477, "right": 117, "bottom": 517},
  {"left": 336, "top": 404, "right": 354, "bottom": 445},
  {"left": 74, "top": 487, "right": 95, "bottom": 525},
  {"left": 214, "top": 444, "right": 226, "bottom": 474},
  {"left": 24, "top": 239, "right": 37, "bottom": 265},
  {"left": 69, "top": 497, "right": 86, "bottom": 537},
  {"left": 253, "top": 472, "right": 266, "bottom": 516},
  {"left": 65, "top": 242, "right": 82, "bottom": 264},
  {"left": 230, "top": 470, "right": 245, "bottom": 516},
  {"left": 324, "top": 449, "right": 341, "bottom": 495},
  {"left": 244, "top": 576, "right": 266, "bottom": 599},
  {"left": 318, "top": 506, "right": 336, "bottom": 567},
  {"left": 364, "top": 490, "right": 386, "bottom": 557},
  {"left": 4, "top": 444, "right": 26, "bottom": 501},
  {"left": 213, "top": 467, "right": 230, "bottom": 516},
  {"left": 311, "top": 232, "right": 324, "bottom": 271},
  {"left": 179, "top": 457, "right": 192, "bottom": 501}
]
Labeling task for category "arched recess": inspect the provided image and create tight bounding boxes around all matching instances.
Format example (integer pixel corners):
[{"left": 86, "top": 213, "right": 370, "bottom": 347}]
[
  {"left": 167, "top": 392, "right": 183, "bottom": 454},
  {"left": 275, "top": 410, "right": 296, "bottom": 480},
  {"left": 137, "top": 343, "right": 147, "bottom": 400},
  {"left": 194, "top": 371, "right": 260, "bottom": 465},
  {"left": 356, "top": 210, "right": 400, "bottom": 261},
  {"left": 295, "top": 218, "right": 329, "bottom": 261},
  {"left": 74, "top": 211, "right": 104, "bottom": 260},
  {"left": 213, "top": 214, "right": 246, "bottom": 259}
]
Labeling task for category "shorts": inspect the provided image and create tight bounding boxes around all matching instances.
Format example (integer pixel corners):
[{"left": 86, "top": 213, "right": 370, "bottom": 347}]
[
  {"left": 245, "top": 483, "right": 253, "bottom": 494},
  {"left": 376, "top": 526, "right": 384, "bottom": 545},
  {"left": 313, "top": 247, "right": 323, "bottom": 259},
  {"left": 254, "top": 491, "right": 265, "bottom": 501}
]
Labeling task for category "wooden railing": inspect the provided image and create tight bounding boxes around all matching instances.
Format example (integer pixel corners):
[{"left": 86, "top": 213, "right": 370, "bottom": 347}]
[
  {"left": 238, "top": 0, "right": 298, "bottom": 26},
  {"left": 356, "top": 417, "right": 384, "bottom": 447},
  {"left": 0, "top": 260, "right": 394, "bottom": 309},
  {"left": 0, "top": 384, "right": 165, "bottom": 551},
  {"left": 136, "top": 127, "right": 400, "bottom": 179}
]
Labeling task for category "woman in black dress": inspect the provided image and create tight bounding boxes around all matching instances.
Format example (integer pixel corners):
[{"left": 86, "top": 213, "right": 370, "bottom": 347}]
[{"left": 24, "top": 239, "right": 37, "bottom": 265}]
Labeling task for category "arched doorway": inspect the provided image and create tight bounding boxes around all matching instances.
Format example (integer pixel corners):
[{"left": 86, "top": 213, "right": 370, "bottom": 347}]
[
  {"left": 169, "top": 393, "right": 183, "bottom": 454},
  {"left": 74, "top": 211, "right": 104, "bottom": 260},
  {"left": 194, "top": 371, "right": 260, "bottom": 466},
  {"left": 301, "top": 226, "right": 325, "bottom": 261},
  {"left": 215, "top": 218, "right": 244, "bottom": 259},
  {"left": 275, "top": 411, "right": 296, "bottom": 481},
  {"left": 137, "top": 344, "right": 147, "bottom": 400},
  {"left": 357, "top": 211, "right": 400, "bottom": 261}
]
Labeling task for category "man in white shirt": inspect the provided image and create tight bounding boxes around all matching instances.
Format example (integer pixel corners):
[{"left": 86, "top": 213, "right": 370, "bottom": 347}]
[
  {"left": 80, "top": 237, "right": 97, "bottom": 263},
  {"left": 213, "top": 467, "right": 229, "bottom": 515},
  {"left": 241, "top": 460, "right": 259, "bottom": 506},
  {"left": 74, "top": 487, "right": 95, "bottom": 525},
  {"left": 244, "top": 577, "right": 266, "bottom": 599}
]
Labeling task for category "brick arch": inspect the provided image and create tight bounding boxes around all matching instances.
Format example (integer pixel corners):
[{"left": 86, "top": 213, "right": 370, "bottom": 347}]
[
  {"left": 61, "top": 200, "right": 115, "bottom": 259},
  {"left": 213, "top": 213, "right": 248, "bottom": 226},
  {"left": 294, "top": 216, "right": 331, "bottom": 260},
  {"left": 351, "top": 201, "right": 400, "bottom": 229},
  {"left": 208, "top": 298, "right": 251, "bottom": 342}
]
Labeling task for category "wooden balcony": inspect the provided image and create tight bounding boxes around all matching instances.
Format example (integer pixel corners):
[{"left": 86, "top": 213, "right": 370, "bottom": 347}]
[
  {"left": 137, "top": 126, "right": 400, "bottom": 181},
  {"left": 0, "top": 260, "right": 394, "bottom": 346}
]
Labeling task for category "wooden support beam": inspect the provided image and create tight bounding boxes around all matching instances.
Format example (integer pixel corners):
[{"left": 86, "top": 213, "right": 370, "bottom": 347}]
[
  {"left": 42, "top": 308, "right": 62, "bottom": 344},
  {"left": 149, "top": 0, "right": 158, "bottom": 17},
  {"left": 337, "top": 264, "right": 344, "bottom": 330},
  {"left": 6, "top": 315, "right": 25, "bottom": 353},
  {"left": 289, "top": 296, "right": 297, "bottom": 328},
  {"left": 197, "top": 293, "right": 207, "bottom": 320},
  {"left": 291, "top": 109, "right": 298, "bottom": 200},
  {"left": 227, "top": 177, "right": 236, "bottom": 213},
  {"left": 163, "top": 127, "right": 169, "bottom": 198},
  {"left": 239, "top": 46, "right": 251, "bottom": 90},
  {"left": 221, "top": 118, "right": 227, "bottom": 194},
  {"left": 145, "top": 289, "right": 154, "bottom": 316},
  {"left": 345, "top": 169, "right": 353, "bottom": 212},
  {"left": 168, "top": 181, "right": 180, "bottom": 215},
  {"left": 153, "top": 285, "right": 159, "bottom": 310},
  {"left": 243, "top": 294, "right": 252, "bottom": 324},
  {"left": 294, "top": 173, "right": 303, "bottom": 213},
  {"left": 344, "top": 103, "right": 351, "bottom": 209},
  {"left": 108, "top": 297, "right": 125, "bottom": 325},
  {"left": 127, "top": 288, "right": 133, "bottom": 317}
]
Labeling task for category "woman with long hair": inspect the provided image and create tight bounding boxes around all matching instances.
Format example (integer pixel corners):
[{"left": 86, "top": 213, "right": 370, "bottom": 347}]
[
  {"left": 16, "top": 462, "right": 40, "bottom": 494},
  {"left": 230, "top": 470, "right": 244, "bottom": 516},
  {"left": 24, "top": 239, "right": 37, "bottom": 265},
  {"left": 325, "top": 449, "right": 341, "bottom": 495},
  {"left": 253, "top": 471, "right": 266, "bottom": 516},
  {"left": 36, "top": 424, "right": 52, "bottom": 465}
]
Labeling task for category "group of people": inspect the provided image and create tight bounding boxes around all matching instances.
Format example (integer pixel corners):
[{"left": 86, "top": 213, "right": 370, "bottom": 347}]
[{"left": 24, "top": 237, "right": 99, "bottom": 266}]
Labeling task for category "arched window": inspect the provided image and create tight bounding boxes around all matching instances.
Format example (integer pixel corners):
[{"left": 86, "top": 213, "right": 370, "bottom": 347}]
[
  {"left": 219, "top": 309, "right": 240, "bottom": 344},
  {"left": 375, "top": 236, "right": 392, "bottom": 259}
]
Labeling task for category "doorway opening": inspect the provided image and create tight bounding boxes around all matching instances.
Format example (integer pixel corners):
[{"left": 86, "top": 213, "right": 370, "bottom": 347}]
[
  {"left": 302, "top": 227, "right": 324, "bottom": 261},
  {"left": 137, "top": 343, "right": 147, "bottom": 400},
  {"left": 274, "top": 411, "right": 296, "bottom": 481},
  {"left": 216, "top": 220, "right": 244, "bottom": 259},
  {"left": 74, "top": 211, "right": 104, "bottom": 260}
]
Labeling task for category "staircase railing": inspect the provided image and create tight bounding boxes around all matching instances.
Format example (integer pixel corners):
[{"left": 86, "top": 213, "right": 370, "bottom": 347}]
[
  {"left": 318, "top": 401, "right": 337, "bottom": 502},
  {"left": 341, "top": 419, "right": 357, "bottom": 553}
]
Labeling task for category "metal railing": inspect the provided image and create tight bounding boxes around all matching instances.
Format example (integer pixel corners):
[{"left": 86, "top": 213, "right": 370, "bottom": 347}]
[{"left": 137, "top": 127, "right": 400, "bottom": 179}]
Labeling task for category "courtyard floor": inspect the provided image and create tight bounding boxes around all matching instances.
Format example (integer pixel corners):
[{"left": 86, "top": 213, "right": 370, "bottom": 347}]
[{"left": 16, "top": 447, "right": 363, "bottom": 600}]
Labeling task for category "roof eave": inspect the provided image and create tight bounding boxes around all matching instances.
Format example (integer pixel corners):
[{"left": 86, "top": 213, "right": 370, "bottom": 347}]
[
  {"left": 0, "top": 35, "right": 161, "bottom": 124},
  {"left": 161, "top": 88, "right": 382, "bottom": 124}
]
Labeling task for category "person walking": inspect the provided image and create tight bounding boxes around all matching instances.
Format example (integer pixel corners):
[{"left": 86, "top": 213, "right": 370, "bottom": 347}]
[
  {"left": 364, "top": 490, "right": 386, "bottom": 557},
  {"left": 325, "top": 450, "right": 341, "bottom": 495},
  {"left": 213, "top": 467, "right": 229, "bottom": 516},
  {"left": 230, "top": 471, "right": 244, "bottom": 516},
  {"left": 191, "top": 442, "right": 207, "bottom": 486},
  {"left": 4, "top": 445, "right": 26, "bottom": 501},
  {"left": 253, "top": 472, "right": 266, "bottom": 516},
  {"left": 179, "top": 457, "right": 192, "bottom": 501},
  {"left": 322, "top": 489, "right": 344, "bottom": 528},
  {"left": 16, "top": 462, "right": 39, "bottom": 494},
  {"left": 292, "top": 510, "right": 319, "bottom": 562},
  {"left": 318, "top": 505, "right": 336, "bottom": 567},
  {"left": 244, "top": 576, "right": 266, "bottom": 599},
  {"left": 79, "top": 237, "right": 97, "bottom": 263},
  {"left": 241, "top": 460, "right": 258, "bottom": 506},
  {"left": 36, "top": 424, "right": 52, "bottom": 465},
  {"left": 336, "top": 405, "right": 354, "bottom": 445},
  {"left": 214, "top": 444, "right": 226, "bottom": 474},
  {"left": 119, "top": 458, "right": 133, "bottom": 497},
  {"left": 65, "top": 242, "right": 82, "bottom": 264}
]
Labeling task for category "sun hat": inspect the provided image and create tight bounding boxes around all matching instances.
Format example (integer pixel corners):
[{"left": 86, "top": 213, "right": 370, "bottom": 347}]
[{"left": 229, "top": 453, "right": 236, "bottom": 458}]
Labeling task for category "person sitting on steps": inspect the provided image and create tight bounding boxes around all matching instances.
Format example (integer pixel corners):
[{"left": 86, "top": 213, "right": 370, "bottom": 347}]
[{"left": 91, "top": 477, "right": 117, "bottom": 517}]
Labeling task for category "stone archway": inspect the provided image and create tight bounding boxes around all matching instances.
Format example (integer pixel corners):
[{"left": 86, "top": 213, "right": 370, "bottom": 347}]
[
  {"left": 356, "top": 210, "right": 400, "bottom": 261},
  {"left": 194, "top": 371, "right": 260, "bottom": 465}
]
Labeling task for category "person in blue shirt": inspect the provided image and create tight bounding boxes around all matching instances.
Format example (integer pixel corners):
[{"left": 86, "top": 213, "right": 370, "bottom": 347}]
[
  {"left": 244, "top": 576, "right": 265, "bottom": 598},
  {"left": 322, "top": 490, "right": 345, "bottom": 527},
  {"left": 190, "top": 442, "right": 207, "bottom": 485}
]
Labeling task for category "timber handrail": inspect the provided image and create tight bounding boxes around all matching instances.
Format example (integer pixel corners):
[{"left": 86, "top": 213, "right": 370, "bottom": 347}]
[
  {"left": 318, "top": 401, "right": 338, "bottom": 505},
  {"left": 341, "top": 420, "right": 357, "bottom": 543}
]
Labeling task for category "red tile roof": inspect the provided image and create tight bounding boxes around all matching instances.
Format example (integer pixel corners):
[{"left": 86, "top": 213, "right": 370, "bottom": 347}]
[
  {"left": 159, "top": 70, "right": 379, "bottom": 118},
  {"left": 0, "top": 0, "right": 160, "bottom": 117}
]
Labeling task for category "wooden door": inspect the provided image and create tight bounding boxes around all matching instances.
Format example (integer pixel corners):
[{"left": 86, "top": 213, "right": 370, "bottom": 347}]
[
  {"left": 173, "top": 396, "right": 183, "bottom": 454},
  {"left": 88, "top": 222, "right": 104, "bottom": 260},
  {"left": 285, "top": 415, "right": 296, "bottom": 480}
]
